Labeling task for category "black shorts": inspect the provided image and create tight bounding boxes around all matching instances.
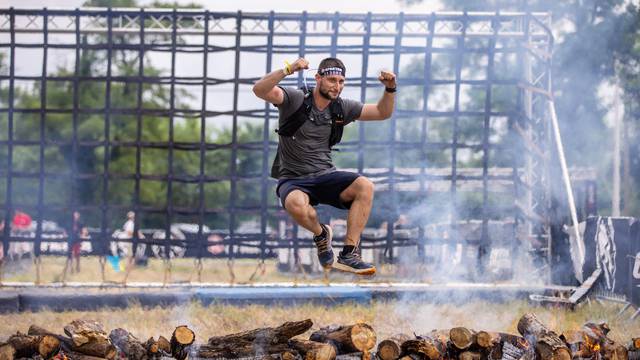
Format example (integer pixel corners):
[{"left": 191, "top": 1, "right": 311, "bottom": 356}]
[{"left": 276, "top": 171, "right": 360, "bottom": 210}]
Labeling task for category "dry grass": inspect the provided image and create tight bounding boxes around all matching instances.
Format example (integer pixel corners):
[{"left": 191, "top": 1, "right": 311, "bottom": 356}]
[{"left": 0, "top": 300, "right": 637, "bottom": 343}]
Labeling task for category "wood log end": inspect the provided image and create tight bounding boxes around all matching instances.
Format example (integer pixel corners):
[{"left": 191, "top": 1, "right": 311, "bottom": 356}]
[
  {"left": 157, "top": 336, "right": 171, "bottom": 353},
  {"left": 459, "top": 351, "right": 481, "bottom": 360},
  {"left": 551, "top": 348, "right": 572, "bottom": 360},
  {"left": 449, "top": 327, "right": 473, "bottom": 350},
  {"left": 314, "top": 343, "right": 337, "bottom": 360},
  {"left": 0, "top": 343, "right": 16, "bottom": 360},
  {"left": 38, "top": 334, "right": 61, "bottom": 358},
  {"left": 475, "top": 331, "right": 496, "bottom": 348},
  {"left": 351, "top": 323, "right": 377, "bottom": 352},
  {"left": 172, "top": 325, "right": 195, "bottom": 346},
  {"left": 282, "top": 350, "right": 299, "bottom": 360},
  {"left": 377, "top": 339, "right": 402, "bottom": 360}
]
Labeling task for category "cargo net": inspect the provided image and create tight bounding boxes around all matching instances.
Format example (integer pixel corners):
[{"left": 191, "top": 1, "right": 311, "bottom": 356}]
[{"left": 0, "top": 8, "right": 595, "bottom": 285}]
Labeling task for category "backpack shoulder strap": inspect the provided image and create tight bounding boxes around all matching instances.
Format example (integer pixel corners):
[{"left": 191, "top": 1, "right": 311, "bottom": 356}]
[{"left": 275, "top": 88, "right": 313, "bottom": 137}]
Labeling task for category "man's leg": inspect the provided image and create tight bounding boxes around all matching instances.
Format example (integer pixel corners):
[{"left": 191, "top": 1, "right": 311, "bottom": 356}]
[
  {"left": 333, "top": 176, "right": 376, "bottom": 275},
  {"left": 284, "top": 190, "right": 334, "bottom": 268},
  {"left": 339, "top": 176, "right": 375, "bottom": 247},
  {"left": 284, "top": 190, "right": 322, "bottom": 236}
]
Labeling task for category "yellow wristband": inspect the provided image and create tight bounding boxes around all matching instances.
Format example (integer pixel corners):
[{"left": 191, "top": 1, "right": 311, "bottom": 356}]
[{"left": 284, "top": 60, "right": 292, "bottom": 75}]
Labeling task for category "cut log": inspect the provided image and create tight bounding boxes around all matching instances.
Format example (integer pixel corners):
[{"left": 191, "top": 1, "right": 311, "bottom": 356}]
[
  {"left": 109, "top": 328, "right": 147, "bottom": 360},
  {"left": 501, "top": 341, "right": 526, "bottom": 360},
  {"left": 281, "top": 350, "right": 299, "bottom": 360},
  {"left": 64, "top": 320, "right": 109, "bottom": 347},
  {"left": 74, "top": 341, "right": 117, "bottom": 359},
  {"left": 561, "top": 329, "right": 595, "bottom": 358},
  {"left": 377, "top": 334, "right": 410, "bottom": 360},
  {"left": 401, "top": 338, "right": 447, "bottom": 360},
  {"left": 208, "top": 319, "right": 313, "bottom": 347},
  {"left": 604, "top": 344, "right": 630, "bottom": 360},
  {"left": 157, "top": 336, "right": 171, "bottom": 354},
  {"left": 145, "top": 336, "right": 170, "bottom": 359},
  {"left": 197, "top": 342, "right": 297, "bottom": 359},
  {"left": 449, "top": 327, "right": 474, "bottom": 350},
  {"left": 64, "top": 350, "right": 110, "bottom": 360},
  {"left": 38, "top": 334, "right": 61, "bottom": 358},
  {"left": 171, "top": 325, "right": 195, "bottom": 360},
  {"left": 145, "top": 337, "right": 159, "bottom": 358},
  {"left": 7, "top": 333, "right": 40, "bottom": 358},
  {"left": 475, "top": 331, "right": 501, "bottom": 349},
  {"left": 62, "top": 320, "right": 116, "bottom": 359},
  {"left": 398, "top": 354, "right": 417, "bottom": 360},
  {"left": 7, "top": 332, "right": 60, "bottom": 359},
  {"left": 474, "top": 331, "right": 504, "bottom": 360},
  {"left": 0, "top": 343, "right": 16, "bottom": 360},
  {"left": 459, "top": 351, "right": 481, "bottom": 360},
  {"left": 289, "top": 339, "right": 337, "bottom": 360},
  {"left": 562, "top": 322, "right": 628, "bottom": 360},
  {"left": 629, "top": 338, "right": 640, "bottom": 352},
  {"left": 29, "top": 324, "right": 75, "bottom": 354},
  {"left": 517, "top": 313, "right": 571, "bottom": 360},
  {"left": 309, "top": 323, "right": 376, "bottom": 354}
]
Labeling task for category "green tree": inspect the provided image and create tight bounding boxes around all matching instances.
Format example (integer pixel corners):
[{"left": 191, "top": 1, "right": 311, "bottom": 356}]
[{"left": 2, "top": 0, "right": 273, "bottom": 230}]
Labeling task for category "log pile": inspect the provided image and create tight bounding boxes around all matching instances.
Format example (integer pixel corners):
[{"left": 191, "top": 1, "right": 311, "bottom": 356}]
[{"left": 0, "top": 313, "right": 638, "bottom": 360}]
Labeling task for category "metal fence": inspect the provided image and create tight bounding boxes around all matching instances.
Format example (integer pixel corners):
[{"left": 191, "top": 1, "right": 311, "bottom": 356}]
[{"left": 0, "top": 8, "right": 585, "bottom": 282}]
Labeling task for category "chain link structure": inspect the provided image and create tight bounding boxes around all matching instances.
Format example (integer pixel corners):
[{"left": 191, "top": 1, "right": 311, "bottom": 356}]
[{"left": 0, "top": 8, "right": 593, "bottom": 284}]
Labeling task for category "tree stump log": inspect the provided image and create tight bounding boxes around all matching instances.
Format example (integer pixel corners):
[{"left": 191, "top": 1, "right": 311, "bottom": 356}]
[
  {"left": 517, "top": 313, "right": 571, "bottom": 360},
  {"left": 309, "top": 323, "right": 376, "bottom": 354},
  {"left": 171, "top": 325, "right": 195, "bottom": 360},
  {"left": 289, "top": 339, "right": 337, "bottom": 360},
  {"left": 377, "top": 334, "right": 410, "bottom": 360},
  {"left": 109, "top": 328, "right": 147, "bottom": 360}
]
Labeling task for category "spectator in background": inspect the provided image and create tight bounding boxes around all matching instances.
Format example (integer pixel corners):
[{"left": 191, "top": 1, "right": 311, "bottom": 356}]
[{"left": 67, "top": 211, "right": 86, "bottom": 273}]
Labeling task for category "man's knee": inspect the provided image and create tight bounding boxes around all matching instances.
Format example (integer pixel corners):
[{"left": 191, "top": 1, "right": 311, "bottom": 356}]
[
  {"left": 284, "top": 190, "right": 310, "bottom": 214},
  {"left": 355, "top": 177, "right": 375, "bottom": 199}
]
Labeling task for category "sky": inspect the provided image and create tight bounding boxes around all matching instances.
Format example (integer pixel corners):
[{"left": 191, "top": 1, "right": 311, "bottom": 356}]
[{"left": 6, "top": 0, "right": 443, "bottom": 13}]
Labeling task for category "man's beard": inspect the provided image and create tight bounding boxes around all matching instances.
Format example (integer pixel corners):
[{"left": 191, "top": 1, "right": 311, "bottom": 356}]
[{"left": 319, "top": 86, "right": 338, "bottom": 100}]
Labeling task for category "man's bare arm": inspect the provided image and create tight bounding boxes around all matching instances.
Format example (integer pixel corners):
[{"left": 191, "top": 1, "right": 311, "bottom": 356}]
[
  {"left": 252, "top": 58, "right": 309, "bottom": 105},
  {"left": 357, "top": 70, "right": 397, "bottom": 121}
]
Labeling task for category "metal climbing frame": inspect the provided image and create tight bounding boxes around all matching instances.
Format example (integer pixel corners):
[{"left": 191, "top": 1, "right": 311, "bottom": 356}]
[{"left": 0, "top": 8, "right": 559, "bottom": 281}]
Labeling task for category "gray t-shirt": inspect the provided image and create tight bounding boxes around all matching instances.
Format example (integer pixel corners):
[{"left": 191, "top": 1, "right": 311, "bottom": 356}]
[{"left": 274, "top": 87, "right": 363, "bottom": 179}]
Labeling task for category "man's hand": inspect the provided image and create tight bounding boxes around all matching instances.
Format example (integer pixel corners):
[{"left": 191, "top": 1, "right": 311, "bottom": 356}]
[
  {"left": 289, "top": 58, "right": 310, "bottom": 74},
  {"left": 378, "top": 70, "right": 396, "bottom": 88}
]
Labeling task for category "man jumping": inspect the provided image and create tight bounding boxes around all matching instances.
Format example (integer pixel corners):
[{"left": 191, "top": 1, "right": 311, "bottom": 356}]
[{"left": 252, "top": 57, "right": 396, "bottom": 275}]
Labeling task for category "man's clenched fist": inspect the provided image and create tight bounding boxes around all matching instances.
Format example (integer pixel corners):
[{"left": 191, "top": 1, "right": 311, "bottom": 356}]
[
  {"left": 290, "top": 58, "right": 310, "bottom": 73},
  {"left": 378, "top": 70, "right": 396, "bottom": 88}
]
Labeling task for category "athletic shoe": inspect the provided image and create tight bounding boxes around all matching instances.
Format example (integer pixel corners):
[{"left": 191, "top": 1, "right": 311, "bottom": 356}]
[
  {"left": 313, "top": 224, "right": 334, "bottom": 269},
  {"left": 334, "top": 248, "right": 376, "bottom": 275}
]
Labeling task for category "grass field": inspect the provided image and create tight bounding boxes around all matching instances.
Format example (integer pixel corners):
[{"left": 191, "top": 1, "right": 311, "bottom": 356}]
[
  {"left": 2, "top": 256, "right": 639, "bottom": 344},
  {"left": 1, "top": 256, "right": 425, "bottom": 284},
  {"left": 0, "top": 300, "right": 638, "bottom": 343}
]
